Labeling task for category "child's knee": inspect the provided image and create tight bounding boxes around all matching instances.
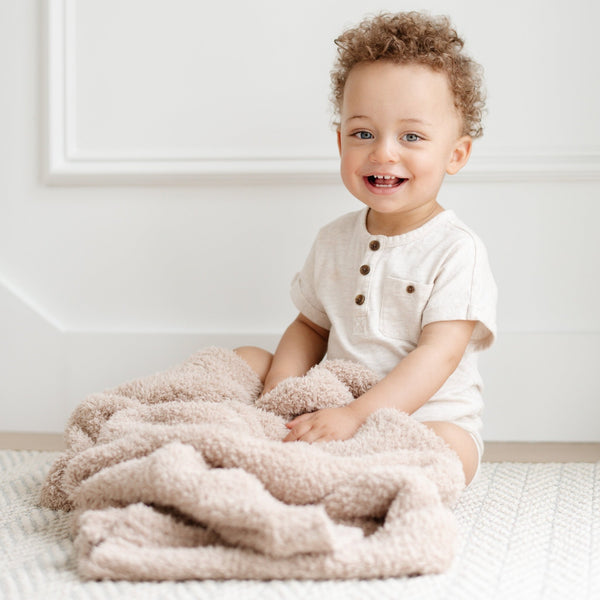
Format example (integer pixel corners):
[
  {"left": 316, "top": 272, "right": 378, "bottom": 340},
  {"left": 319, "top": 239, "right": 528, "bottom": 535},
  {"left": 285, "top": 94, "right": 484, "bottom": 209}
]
[{"left": 234, "top": 346, "right": 273, "bottom": 383}]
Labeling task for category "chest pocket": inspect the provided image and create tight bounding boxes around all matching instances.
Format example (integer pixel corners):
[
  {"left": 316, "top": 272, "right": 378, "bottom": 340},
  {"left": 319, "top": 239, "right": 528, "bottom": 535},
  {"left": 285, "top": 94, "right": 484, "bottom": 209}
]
[{"left": 379, "top": 276, "right": 434, "bottom": 343}]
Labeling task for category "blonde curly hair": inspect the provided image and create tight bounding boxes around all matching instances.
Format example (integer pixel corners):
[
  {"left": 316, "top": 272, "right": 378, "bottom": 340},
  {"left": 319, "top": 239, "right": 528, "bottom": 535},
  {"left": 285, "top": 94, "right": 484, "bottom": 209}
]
[{"left": 331, "top": 12, "right": 485, "bottom": 138}]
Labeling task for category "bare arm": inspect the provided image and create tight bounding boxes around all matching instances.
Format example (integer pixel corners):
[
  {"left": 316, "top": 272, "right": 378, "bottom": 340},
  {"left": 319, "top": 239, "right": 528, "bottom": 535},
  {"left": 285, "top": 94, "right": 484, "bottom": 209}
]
[
  {"left": 262, "top": 313, "right": 329, "bottom": 395},
  {"left": 349, "top": 320, "right": 476, "bottom": 418},
  {"left": 284, "top": 319, "right": 476, "bottom": 442}
]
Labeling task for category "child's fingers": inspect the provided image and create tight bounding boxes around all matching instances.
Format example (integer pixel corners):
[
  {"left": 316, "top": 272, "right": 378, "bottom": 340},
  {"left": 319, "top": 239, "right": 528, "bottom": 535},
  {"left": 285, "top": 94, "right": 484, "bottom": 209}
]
[
  {"left": 283, "top": 419, "right": 314, "bottom": 442},
  {"left": 299, "top": 430, "right": 330, "bottom": 444},
  {"left": 286, "top": 413, "right": 313, "bottom": 427},
  {"left": 283, "top": 427, "right": 305, "bottom": 442},
  {"left": 289, "top": 427, "right": 318, "bottom": 443}
]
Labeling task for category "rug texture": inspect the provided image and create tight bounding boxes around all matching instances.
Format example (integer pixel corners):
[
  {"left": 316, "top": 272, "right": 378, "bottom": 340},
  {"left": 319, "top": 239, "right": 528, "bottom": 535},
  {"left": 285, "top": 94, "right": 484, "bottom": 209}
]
[
  {"left": 3, "top": 452, "right": 598, "bottom": 600},
  {"left": 38, "top": 347, "right": 465, "bottom": 581}
]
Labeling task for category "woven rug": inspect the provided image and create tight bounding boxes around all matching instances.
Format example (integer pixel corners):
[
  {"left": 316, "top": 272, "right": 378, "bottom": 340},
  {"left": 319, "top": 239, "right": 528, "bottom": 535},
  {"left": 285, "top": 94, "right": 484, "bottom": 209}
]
[{"left": 1, "top": 450, "right": 598, "bottom": 600}]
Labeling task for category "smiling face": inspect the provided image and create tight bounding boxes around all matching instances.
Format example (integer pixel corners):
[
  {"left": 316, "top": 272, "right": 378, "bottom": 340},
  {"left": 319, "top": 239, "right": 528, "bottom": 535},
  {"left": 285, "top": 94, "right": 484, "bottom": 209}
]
[{"left": 337, "top": 61, "right": 472, "bottom": 235}]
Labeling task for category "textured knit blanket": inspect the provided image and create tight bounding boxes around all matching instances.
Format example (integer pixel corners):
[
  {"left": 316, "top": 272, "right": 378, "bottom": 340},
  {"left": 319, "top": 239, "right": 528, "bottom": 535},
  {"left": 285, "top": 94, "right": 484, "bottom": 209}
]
[{"left": 40, "top": 347, "right": 465, "bottom": 581}]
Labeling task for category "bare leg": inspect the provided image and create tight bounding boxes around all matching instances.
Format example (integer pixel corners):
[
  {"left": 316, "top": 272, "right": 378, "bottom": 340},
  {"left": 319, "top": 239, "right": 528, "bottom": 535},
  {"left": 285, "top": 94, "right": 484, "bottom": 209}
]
[
  {"left": 422, "top": 421, "right": 479, "bottom": 486},
  {"left": 234, "top": 346, "right": 273, "bottom": 384}
]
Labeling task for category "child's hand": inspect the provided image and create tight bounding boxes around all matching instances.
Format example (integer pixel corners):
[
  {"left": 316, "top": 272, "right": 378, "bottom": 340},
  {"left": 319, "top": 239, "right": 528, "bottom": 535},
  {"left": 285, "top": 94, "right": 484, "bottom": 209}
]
[{"left": 283, "top": 406, "right": 364, "bottom": 443}]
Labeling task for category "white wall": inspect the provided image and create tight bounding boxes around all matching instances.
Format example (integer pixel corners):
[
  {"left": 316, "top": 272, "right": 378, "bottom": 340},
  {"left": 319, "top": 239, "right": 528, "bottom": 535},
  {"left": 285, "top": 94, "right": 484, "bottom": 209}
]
[{"left": 1, "top": 0, "right": 599, "bottom": 441}]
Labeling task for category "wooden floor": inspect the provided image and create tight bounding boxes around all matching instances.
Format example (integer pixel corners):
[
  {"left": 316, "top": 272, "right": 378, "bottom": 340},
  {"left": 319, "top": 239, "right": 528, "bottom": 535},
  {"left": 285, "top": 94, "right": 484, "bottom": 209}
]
[
  {"left": 0, "top": 433, "right": 68, "bottom": 451},
  {"left": 0, "top": 432, "right": 599, "bottom": 462},
  {"left": 481, "top": 441, "right": 600, "bottom": 462}
]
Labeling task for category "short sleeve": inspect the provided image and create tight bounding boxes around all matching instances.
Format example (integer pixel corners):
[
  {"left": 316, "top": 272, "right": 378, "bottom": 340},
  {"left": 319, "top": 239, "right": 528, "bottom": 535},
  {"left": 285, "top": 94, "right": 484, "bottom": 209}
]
[
  {"left": 290, "top": 236, "right": 332, "bottom": 330},
  {"left": 421, "top": 234, "right": 497, "bottom": 350}
]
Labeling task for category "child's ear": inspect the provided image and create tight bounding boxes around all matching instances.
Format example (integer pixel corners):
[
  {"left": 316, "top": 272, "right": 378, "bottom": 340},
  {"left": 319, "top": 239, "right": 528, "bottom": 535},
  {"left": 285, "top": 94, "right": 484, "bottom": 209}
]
[
  {"left": 446, "top": 135, "right": 472, "bottom": 175},
  {"left": 336, "top": 129, "right": 342, "bottom": 157}
]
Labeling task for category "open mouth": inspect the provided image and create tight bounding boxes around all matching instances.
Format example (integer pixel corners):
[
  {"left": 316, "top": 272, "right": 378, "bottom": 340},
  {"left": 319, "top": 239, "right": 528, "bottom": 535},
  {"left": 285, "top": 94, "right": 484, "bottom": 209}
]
[{"left": 365, "top": 175, "right": 407, "bottom": 189}]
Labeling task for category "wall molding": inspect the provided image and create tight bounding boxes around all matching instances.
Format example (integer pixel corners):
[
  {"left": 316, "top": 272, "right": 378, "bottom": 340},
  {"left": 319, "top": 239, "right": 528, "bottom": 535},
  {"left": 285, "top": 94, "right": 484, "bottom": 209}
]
[
  {"left": 43, "top": 153, "right": 600, "bottom": 186},
  {"left": 44, "top": 0, "right": 600, "bottom": 185}
]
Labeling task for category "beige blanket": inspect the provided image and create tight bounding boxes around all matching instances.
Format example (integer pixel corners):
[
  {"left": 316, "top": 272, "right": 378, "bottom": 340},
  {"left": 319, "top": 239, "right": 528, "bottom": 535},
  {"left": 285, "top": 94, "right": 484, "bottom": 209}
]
[{"left": 40, "top": 347, "right": 465, "bottom": 581}]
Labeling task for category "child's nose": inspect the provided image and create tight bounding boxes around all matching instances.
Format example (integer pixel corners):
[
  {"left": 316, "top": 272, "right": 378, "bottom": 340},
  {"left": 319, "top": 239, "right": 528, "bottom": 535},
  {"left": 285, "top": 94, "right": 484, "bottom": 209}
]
[{"left": 369, "top": 137, "right": 400, "bottom": 164}]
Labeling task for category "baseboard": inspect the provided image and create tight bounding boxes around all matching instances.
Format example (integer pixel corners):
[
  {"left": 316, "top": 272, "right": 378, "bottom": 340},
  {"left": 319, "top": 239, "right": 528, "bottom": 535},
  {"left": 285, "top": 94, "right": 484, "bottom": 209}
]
[{"left": 1, "top": 433, "right": 598, "bottom": 462}]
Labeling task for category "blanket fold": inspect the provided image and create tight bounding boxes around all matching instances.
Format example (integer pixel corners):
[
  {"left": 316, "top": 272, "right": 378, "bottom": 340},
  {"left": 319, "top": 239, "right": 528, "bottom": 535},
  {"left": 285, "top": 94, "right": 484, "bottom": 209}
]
[{"left": 40, "top": 347, "right": 465, "bottom": 581}]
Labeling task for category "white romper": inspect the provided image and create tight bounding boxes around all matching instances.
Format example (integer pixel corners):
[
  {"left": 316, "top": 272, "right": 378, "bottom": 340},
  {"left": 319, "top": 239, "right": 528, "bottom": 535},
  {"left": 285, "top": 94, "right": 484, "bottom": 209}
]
[{"left": 290, "top": 208, "right": 497, "bottom": 459}]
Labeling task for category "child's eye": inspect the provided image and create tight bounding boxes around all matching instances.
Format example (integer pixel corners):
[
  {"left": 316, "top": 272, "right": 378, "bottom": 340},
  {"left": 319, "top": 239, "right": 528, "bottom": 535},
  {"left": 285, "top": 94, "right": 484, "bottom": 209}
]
[
  {"left": 403, "top": 133, "right": 421, "bottom": 142},
  {"left": 353, "top": 131, "right": 374, "bottom": 140}
]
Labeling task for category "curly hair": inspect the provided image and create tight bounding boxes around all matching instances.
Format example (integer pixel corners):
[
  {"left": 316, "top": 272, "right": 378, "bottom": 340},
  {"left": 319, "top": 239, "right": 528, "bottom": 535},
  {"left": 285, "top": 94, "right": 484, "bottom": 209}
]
[{"left": 331, "top": 12, "right": 485, "bottom": 138}]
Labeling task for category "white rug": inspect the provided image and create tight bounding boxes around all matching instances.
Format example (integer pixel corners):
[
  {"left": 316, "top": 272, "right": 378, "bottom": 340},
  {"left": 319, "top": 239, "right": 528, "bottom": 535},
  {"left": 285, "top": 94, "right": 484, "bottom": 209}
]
[{"left": 0, "top": 450, "right": 598, "bottom": 600}]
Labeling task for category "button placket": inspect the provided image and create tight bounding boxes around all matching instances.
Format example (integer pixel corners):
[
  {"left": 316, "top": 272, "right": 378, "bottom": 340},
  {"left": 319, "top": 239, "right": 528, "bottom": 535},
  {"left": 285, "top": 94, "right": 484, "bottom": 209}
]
[
  {"left": 353, "top": 237, "right": 383, "bottom": 335},
  {"left": 354, "top": 238, "right": 382, "bottom": 311}
]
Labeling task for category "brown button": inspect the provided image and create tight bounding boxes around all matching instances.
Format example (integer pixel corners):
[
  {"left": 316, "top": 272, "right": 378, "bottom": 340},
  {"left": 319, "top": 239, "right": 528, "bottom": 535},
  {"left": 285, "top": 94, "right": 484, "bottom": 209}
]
[
  {"left": 355, "top": 294, "right": 365, "bottom": 305},
  {"left": 359, "top": 265, "right": 370, "bottom": 275},
  {"left": 406, "top": 285, "right": 415, "bottom": 294},
  {"left": 369, "top": 240, "right": 380, "bottom": 251}
]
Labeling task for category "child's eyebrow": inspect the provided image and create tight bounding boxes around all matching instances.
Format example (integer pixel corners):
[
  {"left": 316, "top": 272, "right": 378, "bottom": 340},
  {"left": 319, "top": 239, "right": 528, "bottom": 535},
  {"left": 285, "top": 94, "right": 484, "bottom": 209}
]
[
  {"left": 398, "top": 117, "right": 433, "bottom": 126},
  {"left": 345, "top": 115, "right": 433, "bottom": 126}
]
